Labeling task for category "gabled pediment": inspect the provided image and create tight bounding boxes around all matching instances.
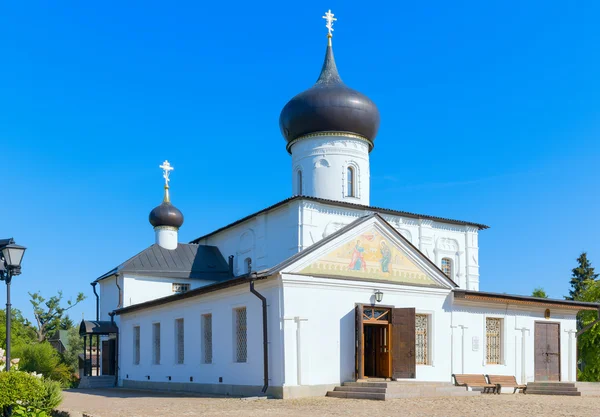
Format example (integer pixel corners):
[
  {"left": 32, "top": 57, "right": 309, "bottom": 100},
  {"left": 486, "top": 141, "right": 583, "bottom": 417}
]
[{"left": 282, "top": 214, "right": 456, "bottom": 289}]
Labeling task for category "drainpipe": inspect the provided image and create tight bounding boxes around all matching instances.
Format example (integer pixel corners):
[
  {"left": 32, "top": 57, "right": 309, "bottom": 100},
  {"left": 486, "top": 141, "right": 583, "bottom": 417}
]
[
  {"left": 249, "top": 277, "right": 268, "bottom": 394},
  {"left": 115, "top": 274, "right": 122, "bottom": 308},
  {"left": 91, "top": 282, "right": 99, "bottom": 321},
  {"left": 109, "top": 312, "right": 118, "bottom": 387}
]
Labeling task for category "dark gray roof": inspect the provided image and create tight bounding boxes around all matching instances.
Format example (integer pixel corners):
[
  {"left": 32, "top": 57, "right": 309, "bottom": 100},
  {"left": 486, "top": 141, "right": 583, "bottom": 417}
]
[
  {"left": 279, "top": 38, "right": 380, "bottom": 150},
  {"left": 191, "top": 196, "right": 488, "bottom": 244},
  {"left": 79, "top": 320, "right": 119, "bottom": 336},
  {"left": 95, "top": 243, "right": 231, "bottom": 282}
]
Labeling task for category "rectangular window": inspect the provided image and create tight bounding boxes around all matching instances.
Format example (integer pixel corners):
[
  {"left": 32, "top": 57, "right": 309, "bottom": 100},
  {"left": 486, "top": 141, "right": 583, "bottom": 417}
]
[
  {"left": 172, "top": 283, "right": 190, "bottom": 293},
  {"left": 133, "top": 326, "right": 140, "bottom": 365},
  {"left": 234, "top": 307, "right": 247, "bottom": 363},
  {"left": 415, "top": 314, "right": 429, "bottom": 365},
  {"left": 175, "top": 318, "right": 184, "bottom": 364},
  {"left": 152, "top": 322, "right": 161, "bottom": 365},
  {"left": 486, "top": 318, "right": 502, "bottom": 364},
  {"left": 202, "top": 314, "right": 213, "bottom": 364}
]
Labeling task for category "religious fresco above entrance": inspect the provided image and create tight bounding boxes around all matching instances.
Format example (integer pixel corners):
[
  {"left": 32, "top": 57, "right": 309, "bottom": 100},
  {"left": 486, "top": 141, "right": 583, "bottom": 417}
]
[{"left": 299, "top": 227, "right": 441, "bottom": 286}]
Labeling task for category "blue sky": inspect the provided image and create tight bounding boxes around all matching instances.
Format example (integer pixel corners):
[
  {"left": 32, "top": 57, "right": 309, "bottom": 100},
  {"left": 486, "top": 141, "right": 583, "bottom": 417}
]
[{"left": 1, "top": 1, "right": 599, "bottom": 323}]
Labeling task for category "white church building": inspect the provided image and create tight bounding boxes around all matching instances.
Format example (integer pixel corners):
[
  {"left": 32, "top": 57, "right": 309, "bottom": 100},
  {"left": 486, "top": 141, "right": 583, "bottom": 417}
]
[{"left": 84, "top": 12, "right": 598, "bottom": 398}]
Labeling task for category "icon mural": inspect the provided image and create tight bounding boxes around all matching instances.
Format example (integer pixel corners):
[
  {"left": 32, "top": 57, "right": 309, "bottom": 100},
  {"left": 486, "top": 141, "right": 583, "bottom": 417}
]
[{"left": 299, "top": 227, "right": 441, "bottom": 286}]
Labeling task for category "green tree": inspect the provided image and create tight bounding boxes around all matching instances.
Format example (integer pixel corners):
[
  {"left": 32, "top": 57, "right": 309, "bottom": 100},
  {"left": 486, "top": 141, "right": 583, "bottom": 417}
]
[
  {"left": 575, "top": 280, "right": 600, "bottom": 381},
  {"left": 29, "top": 291, "right": 85, "bottom": 342},
  {"left": 0, "top": 308, "right": 37, "bottom": 351},
  {"left": 61, "top": 326, "right": 83, "bottom": 374},
  {"left": 13, "top": 342, "right": 74, "bottom": 387},
  {"left": 532, "top": 287, "right": 549, "bottom": 298},
  {"left": 567, "top": 252, "right": 599, "bottom": 301},
  {"left": 59, "top": 315, "right": 74, "bottom": 331}
]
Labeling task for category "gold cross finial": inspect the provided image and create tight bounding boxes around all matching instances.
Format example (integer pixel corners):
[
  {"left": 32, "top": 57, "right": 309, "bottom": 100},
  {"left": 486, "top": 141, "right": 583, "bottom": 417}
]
[{"left": 322, "top": 9, "right": 337, "bottom": 38}]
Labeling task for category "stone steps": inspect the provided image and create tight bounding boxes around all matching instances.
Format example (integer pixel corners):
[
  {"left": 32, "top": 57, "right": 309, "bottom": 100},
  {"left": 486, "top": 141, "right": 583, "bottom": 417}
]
[
  {"left": 78, "top": 376, "right": 115, "bottom": 389},
  {"left": 526, "top": 382, "right": 581, "bottom": 396},
  {"left": 326, "top": 381, "right": 480, "bottom": 401}
]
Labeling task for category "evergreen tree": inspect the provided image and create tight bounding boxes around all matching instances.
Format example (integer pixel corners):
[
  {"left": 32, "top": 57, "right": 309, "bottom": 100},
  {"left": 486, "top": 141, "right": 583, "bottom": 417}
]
[
  {"left": 532, "top": 287, "right": 548, "bottom": 298},
  {"left": 567, "top": 252, "right": 599, "bottom": 301}
]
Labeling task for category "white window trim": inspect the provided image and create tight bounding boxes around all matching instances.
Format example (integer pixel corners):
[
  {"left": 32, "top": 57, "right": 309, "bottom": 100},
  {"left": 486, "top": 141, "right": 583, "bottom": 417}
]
[{"left": 343, "top": 162, "right": 361, "bottom": 199}]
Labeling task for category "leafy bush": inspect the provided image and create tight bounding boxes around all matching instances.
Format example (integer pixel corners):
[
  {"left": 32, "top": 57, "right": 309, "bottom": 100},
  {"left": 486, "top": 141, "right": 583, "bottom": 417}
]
[
  {"left": 0, "top": 372, "right": 63, "bottom": 416},
  {"left": 13, "top": 343, "right": 74, "bottom": 387},
  {"left": 0, "top": 371, "right": 45, "bottom": 415}
]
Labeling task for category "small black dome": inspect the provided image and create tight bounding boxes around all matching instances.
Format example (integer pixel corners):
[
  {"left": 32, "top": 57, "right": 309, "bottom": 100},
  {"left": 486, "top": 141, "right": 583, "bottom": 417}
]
[
  {"left": 279, "top": 39, "right": 380, "bottom": 152},
  {"left": 149, "top": 201, "right": 184, "bottom": 228}
]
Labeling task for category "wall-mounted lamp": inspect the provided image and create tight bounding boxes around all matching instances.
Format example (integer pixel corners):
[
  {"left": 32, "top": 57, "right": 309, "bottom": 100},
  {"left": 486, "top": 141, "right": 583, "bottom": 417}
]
[{"left": 374, "top": 290, "right": 384, "bottom": 303}]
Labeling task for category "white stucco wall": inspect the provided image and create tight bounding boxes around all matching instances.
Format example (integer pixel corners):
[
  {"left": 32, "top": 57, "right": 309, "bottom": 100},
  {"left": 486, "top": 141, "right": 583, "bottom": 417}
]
[
  {"left": 279, "top": 274, "right": 578, "bottom": 392},
  {"left": 451, "top": 300, "right": 578, "bottom": 384},
  {"left": 122, "top": 275, "right": 215, "bottom": 308},
  {"left": 195, "top": 202, "right": 300, "bottom": 274},
  {"left": 290, "top": 136, "right": 371, "bottom": 206},
  {"left": 99, "top": 275, "right": 121, "bottom": 321},
  {"left": 280, "top": 274, "right": 453, "bottom": 387},
  {"left": 118, "top": 278, "right": 283, "bottom": 391}
]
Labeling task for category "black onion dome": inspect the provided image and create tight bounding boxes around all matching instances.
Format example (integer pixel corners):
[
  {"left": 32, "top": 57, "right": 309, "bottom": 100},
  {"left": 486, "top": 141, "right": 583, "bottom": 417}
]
[
  {"left": 279, "top": 39, "right": 380, "bottom": 152},
  {"left": 149, "top": 189, "right": 184, "bottom": 228}
]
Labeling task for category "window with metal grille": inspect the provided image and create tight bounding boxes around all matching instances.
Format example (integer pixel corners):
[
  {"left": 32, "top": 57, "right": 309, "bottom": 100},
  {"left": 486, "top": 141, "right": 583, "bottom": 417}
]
[
  {"left": 172, "top": 283, "right": 190, "bottom": 293},
  {"left": 133, "top": 326, "right": 140, "bottom": 365},
  {"left": 441, "top": 258, "right": 452, "bottom": 278},
  {"left": 202, "top": 314, "right": 212, "bottom": 364},
  {"left": 245, "top": 258, "right": 252, "bottom": 274},
  {"left": 486, "top": 318, "right": 502, "bottom": 364},
  {"left": 234, "top": 307, "right": 247, "bottom": 363},
  {"left": 152, "top": 323, "right": 161, "bottom": 365},
  {"left": 415, "top": 314, "right": 429, "bottom": 365},
  {"left": 175, "top": 318, "right": 184, "bottom": 364}
]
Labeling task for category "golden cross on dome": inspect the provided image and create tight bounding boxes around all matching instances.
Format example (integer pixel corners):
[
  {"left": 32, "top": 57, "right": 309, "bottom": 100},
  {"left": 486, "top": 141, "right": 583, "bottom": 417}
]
[
  {"left": 322, "top": 9, "right": 337, "bottom": 37},
  {"left": 159, "top": 160, "right": 174, "bottom": 188}
]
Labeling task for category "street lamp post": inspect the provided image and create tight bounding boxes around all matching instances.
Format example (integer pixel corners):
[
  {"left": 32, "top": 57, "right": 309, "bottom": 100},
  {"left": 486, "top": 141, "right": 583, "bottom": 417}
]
[{"left": 0, "top": 238, "right": 26, "bottom": 372}]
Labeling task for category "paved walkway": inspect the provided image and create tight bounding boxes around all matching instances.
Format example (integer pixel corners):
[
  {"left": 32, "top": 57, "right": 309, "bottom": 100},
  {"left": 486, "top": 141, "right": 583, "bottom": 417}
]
[{"left": 57, "top": 389, "right": 600, "bottom": 417}]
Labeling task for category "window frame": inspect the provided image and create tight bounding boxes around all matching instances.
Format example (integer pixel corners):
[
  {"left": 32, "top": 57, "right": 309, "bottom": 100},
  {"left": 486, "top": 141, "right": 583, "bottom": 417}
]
[
  {"left": 234, "top": 307, "right": 248, "bottom": 363},
  {"left": 347, "top": 166, "right": 355, "bottom": 197},
  {"left": 297, "top": 169, "right": 303, "bottom": 195},
  {"left": 201, "top": 313, "right": 213, "bottom": 364},
  {"left": 152, "top": 322, "right": 161, "bottom": 365},
  {"left": 441, "top": 258, "right": 453, "bottom": 279},
  {"left": 174, "top": 318, "right": 184, "bottom": 365},
  {"left": 133, "top": 325, "right": 140, "bottom": 365},
  {"left": 172, "top": 283, "right": 190, "bottom": 293},
  {"left": 485, "top": 316, "right": 504, "bottom": 365},
  {"left": 415, "top": 314, "right": 430, "bottom": 365}
]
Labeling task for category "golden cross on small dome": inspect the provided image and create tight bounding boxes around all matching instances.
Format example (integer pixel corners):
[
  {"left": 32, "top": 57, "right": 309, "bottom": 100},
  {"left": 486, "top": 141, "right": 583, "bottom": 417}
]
[
  {"left": 322, "top": 9, "right": 337, "bottom": 38},
  {"left": 159, "top": 160, "right": 174, "bottom": 188}
]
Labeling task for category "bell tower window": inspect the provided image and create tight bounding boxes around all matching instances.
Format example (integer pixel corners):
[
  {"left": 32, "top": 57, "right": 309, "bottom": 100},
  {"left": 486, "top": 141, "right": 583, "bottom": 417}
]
[
  {"left": 347, "top": 167, "right": 355, "bottom": 197},
  {"left": 297, "top": 170, "right": 303, "bottom": 195}
]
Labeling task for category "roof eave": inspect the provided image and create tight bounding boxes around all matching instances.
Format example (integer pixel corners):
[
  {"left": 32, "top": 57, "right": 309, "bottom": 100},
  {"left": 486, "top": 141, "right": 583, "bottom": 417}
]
[{"left": 454, "top": 289, "right": 600, "bottom": 311}]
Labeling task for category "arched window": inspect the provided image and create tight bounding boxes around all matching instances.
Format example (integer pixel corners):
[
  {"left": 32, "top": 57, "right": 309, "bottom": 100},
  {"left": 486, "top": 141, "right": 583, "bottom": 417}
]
[
  {"left": 441, "top": 258, "right": 452, "bottom": 278},
  {"left": 347, "top": 167, "right": 355, "bottom": 197},
  {"left": 297, "top": 170, "right": 303, "bottom": 195},
  {"left": 245, "top": 257, "right": 252, "bottom": 274}
]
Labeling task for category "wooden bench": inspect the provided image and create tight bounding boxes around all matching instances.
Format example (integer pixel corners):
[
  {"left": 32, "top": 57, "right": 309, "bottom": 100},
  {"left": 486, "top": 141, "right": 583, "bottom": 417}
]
[
  {"left": 452, "top": 374, "right": 497, "bottom": 394},
  {"left": 486, "top": 375, "right": 527, "bottom": 394}
]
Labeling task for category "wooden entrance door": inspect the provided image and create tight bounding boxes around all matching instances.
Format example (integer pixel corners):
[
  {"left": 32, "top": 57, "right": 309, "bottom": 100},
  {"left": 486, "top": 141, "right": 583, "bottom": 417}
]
[
  {"left": 534, "top": 322, "right": 560, "bottom": 381},
  {"left": 391, "top": 308, "right": 416, "bottom": 379},
  {"left": 356, "top": 305, "right": 392, "bottom": 379},
  {"left": 102, "top": 339, "right": 116, "bottom": 376}
]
